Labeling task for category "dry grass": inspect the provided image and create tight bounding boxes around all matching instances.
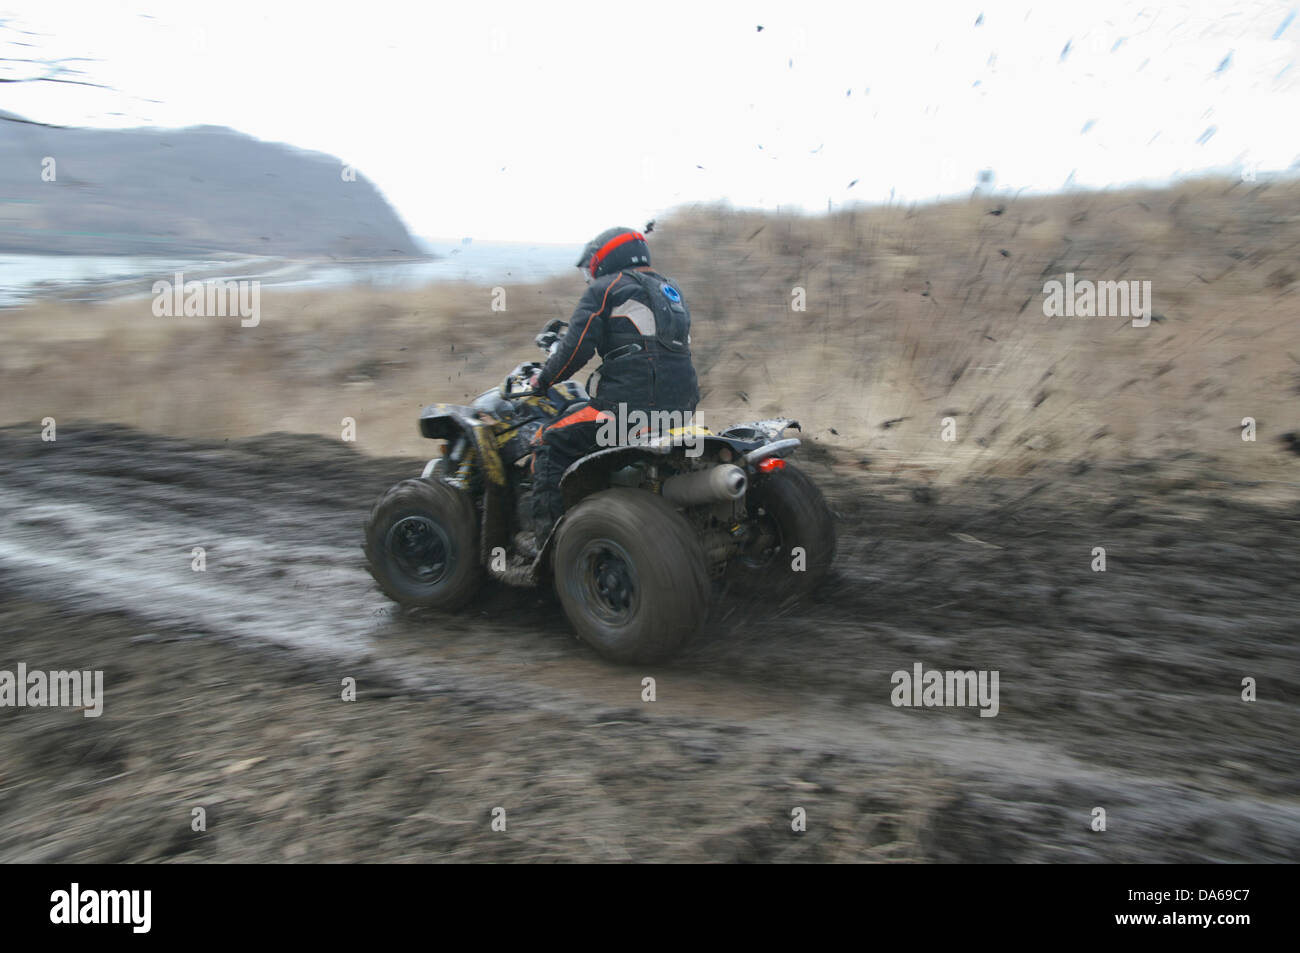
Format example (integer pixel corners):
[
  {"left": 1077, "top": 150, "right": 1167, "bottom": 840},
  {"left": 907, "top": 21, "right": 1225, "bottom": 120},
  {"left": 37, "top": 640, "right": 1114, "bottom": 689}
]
[{"left": 3, "top": 175, "right": 1298, "bottom": 488}]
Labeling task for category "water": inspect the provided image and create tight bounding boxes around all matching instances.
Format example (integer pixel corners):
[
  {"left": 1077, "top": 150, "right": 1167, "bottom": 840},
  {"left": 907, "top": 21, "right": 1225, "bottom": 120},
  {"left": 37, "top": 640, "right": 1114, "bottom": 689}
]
[{"left": 0, "top": 239, "right": 579, "bottom": 307}]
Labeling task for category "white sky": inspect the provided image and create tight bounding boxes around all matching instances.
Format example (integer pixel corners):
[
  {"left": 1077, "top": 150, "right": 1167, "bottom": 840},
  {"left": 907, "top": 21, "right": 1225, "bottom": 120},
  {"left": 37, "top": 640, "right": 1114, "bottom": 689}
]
[{"left": 3, "top": 0, "right": 1298, "bottom": 242}]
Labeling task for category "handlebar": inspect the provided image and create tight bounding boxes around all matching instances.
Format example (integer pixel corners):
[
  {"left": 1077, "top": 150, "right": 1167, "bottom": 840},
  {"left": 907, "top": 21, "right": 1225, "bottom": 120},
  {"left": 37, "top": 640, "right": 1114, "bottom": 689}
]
[
  {"left": 534, "top": 319, "right": 568, "bottom": 354},
  {"left": 501, "top": 320, "right": 573, "bottom": 398}
]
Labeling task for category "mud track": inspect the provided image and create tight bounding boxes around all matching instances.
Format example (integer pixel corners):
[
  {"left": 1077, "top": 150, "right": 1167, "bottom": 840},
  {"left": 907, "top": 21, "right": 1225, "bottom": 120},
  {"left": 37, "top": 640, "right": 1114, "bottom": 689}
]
[{"left": 0, "top": 424, "right": 1296, "bottom": 862}]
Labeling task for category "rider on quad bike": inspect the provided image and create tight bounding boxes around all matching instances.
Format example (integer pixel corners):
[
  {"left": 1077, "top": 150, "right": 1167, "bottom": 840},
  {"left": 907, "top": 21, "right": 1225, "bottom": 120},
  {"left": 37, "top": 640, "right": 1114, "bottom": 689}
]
[
  {"left": 528, "top": 226, "right": 700, "bottom": 549},
  {"left": 364, "top": 227, "right": 835, "bottom": 663}
]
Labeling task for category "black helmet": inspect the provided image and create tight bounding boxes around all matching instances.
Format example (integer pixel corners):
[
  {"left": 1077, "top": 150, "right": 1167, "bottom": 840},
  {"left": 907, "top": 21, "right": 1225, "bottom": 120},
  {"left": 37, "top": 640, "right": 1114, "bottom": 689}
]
[{"left": 576, "top": 227, "right": 650, "bottom": 279}]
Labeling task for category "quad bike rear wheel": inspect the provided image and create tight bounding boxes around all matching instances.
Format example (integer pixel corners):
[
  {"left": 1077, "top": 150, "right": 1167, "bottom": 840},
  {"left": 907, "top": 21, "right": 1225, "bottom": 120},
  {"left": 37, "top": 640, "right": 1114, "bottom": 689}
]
[
  {"left": 728, "top": 462, "right": 835, "bottom": 598},
  {"left": 554, "top": 489, "right": 709, "bottom": 663},
  {"left": 364, "top": 478, "right": 483, "bottom": 609}
]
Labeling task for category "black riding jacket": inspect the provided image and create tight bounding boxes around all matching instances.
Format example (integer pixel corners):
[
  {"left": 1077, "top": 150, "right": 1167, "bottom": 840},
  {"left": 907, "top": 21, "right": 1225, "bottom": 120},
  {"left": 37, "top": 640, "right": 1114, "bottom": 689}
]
[{"left": 538, "top": 268, "right": 699, "bottom": 413}]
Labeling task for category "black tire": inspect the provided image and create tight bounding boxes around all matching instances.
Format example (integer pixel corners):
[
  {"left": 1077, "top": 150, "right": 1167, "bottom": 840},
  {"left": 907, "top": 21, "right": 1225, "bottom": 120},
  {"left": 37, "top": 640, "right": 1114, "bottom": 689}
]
[
  {"left": 554, "top": 489, "right": 709, "bottom": 663},
  {"left": 728, "top": 462, "right": 836, "bottom": 597},
  {"left": 363, "top": 478, "right": 482, "bottom": 609}
]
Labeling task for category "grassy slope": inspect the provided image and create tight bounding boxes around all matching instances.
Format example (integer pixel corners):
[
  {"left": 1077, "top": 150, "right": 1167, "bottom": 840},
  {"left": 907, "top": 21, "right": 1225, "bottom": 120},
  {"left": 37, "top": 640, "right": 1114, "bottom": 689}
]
[{"left": 2, "top": 176, "right": 1297, "bottom": 492}]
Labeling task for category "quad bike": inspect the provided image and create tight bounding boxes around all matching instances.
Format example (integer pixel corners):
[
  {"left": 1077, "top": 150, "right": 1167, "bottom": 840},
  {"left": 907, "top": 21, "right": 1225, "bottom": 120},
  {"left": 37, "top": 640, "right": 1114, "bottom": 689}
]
[{"left": 364, "top": 319, "right": 836, "bottom": 663}]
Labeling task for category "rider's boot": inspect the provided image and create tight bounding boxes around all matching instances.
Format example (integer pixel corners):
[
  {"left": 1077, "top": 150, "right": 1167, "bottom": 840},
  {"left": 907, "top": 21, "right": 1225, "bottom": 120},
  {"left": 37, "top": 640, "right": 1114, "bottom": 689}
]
[{"left": 515, "top": 530, "right": 540, "bottom": 560}]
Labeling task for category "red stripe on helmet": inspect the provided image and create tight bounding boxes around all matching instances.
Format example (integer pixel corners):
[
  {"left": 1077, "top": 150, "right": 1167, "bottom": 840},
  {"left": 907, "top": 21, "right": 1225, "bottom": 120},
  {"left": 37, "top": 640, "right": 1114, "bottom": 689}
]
[{"left": 589, "top": 231, "right": 644, "bottom": 276}]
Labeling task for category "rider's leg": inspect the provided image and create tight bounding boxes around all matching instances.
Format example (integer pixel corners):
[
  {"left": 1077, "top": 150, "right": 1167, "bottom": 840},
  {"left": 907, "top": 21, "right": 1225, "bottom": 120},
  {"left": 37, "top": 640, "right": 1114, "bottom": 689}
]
[{"left": 530, "top": 406, "right": 610, "bottom": 548}]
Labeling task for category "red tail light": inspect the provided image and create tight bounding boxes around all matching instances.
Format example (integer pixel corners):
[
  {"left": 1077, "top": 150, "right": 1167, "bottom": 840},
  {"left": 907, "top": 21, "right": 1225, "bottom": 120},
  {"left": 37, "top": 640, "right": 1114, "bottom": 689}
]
[{"left": 757, "top": 458, "right": 786, "bottom": 472}]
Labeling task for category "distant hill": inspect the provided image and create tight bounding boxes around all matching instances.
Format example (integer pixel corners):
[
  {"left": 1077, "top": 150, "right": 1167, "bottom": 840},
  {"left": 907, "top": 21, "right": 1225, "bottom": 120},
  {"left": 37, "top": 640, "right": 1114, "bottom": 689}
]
[{"left": 0, "top": 113, "right": 422, "bottom": 257}]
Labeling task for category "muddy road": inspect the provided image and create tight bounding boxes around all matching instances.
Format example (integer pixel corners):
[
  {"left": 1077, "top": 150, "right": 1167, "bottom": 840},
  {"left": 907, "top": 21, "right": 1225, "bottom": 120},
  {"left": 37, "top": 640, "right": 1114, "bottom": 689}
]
[{"left": 0, "top": 423, "right": 1296, "bottom": 862}]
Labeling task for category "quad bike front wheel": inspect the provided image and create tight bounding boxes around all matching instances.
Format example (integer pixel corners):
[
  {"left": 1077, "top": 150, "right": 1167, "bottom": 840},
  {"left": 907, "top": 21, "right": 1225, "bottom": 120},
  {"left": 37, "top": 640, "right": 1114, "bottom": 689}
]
[
  {"left": 728, "top": 462, "right": 836, "bottom": 598},
  {"left": 363, "top": 478, "right": 483, "bottom": 609},
  {"left": 554, "top": 489, "right": 709, "bottom": 663}
]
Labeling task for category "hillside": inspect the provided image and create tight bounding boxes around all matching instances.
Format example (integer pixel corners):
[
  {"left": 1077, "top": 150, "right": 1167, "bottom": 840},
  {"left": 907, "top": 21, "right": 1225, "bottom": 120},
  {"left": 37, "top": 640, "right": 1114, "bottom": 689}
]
[
  {"left": 0, "top": 114, "right": 421, "bottom": 257},
  {"left": 1, "top": 175, "right": 1297, "bottom": 495}
]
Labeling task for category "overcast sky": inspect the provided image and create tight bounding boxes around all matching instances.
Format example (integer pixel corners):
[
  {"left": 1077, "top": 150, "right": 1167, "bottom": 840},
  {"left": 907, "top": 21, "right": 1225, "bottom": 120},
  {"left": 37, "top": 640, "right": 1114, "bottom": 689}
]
[{"left": 3, "top": 0, "right": 1298, "bottom": 242}]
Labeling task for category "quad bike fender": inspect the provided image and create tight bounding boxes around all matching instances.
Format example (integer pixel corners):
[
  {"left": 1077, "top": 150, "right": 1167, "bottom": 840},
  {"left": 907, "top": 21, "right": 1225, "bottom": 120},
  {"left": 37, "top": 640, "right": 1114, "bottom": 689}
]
[
  {"left": 417, "top": 402, "right": 507, "bottom": 487},
  {"left": 556, "top": 431, "right": 779, "bottom": 508},
  {"left": 715, "top": 419, "right": 802, "bottom": 466},
  {"left": 718, "top": 418, "right": 801, "bottom": 444},
  {"left": 558, "top": 445, "right": 671, "bottom": 507},
  {"left": 418, "top": 401, "right": 479, "bottom": 440},
  {"left": 557, "top": 423, "right": 799, "bottom": 490},
  {"left": 418, "top": 403, "right": 510, "bottom": 571}
]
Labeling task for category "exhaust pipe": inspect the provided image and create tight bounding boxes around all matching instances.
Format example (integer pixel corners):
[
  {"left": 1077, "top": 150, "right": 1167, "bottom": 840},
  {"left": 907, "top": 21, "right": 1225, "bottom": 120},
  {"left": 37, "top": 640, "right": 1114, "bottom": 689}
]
[{"left": 661, "top": 464, "right": 748, "bottom": 506}]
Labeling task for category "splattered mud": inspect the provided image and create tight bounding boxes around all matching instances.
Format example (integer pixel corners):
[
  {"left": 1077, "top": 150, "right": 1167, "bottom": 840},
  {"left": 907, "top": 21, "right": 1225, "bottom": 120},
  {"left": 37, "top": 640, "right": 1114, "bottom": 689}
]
[{"left": 0, "top": 424, "right": 1296, "bottom": 862}]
